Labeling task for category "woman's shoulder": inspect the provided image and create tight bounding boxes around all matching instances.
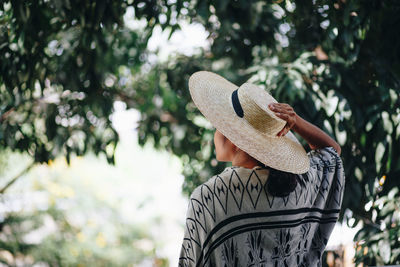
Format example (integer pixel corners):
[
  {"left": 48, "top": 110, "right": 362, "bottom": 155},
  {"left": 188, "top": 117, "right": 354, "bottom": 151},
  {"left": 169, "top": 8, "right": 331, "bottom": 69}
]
[
  {"left": 304, "top": 146, "right": 345, "bottom": 189},
  {"left": 307, "top": 146, "right": 343, "bottom": 169},
  {"left": 308, "top": 146, "right": 341, "bottom": 158}
]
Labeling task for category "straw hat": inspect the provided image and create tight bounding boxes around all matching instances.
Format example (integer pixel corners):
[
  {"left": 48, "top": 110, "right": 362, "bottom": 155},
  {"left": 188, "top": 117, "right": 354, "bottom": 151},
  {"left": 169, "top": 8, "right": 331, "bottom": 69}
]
[{"left": 188, "top": 70, "right": 310, "bottom": 174}]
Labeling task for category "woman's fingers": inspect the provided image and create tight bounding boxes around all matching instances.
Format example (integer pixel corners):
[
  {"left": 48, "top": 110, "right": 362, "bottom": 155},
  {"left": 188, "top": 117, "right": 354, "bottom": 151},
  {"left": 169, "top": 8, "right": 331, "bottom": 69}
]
[
  {"left": 269, "top": 105, "right": 292, "bottom": 115},
  {"left": 277, "top": 124, "right": 289, "bottom": 136},
  {"left": 277, "top": 128, "right": 285, "bottom": 136},
  {"left": 275, "top": 112, "right": 289, "bottom": 120},
  {"left": 268, "top": 103, "right": 296, "bottom": 136},
  {"left": 275, "top": 116, "right": 296, "bottom": 136},
  {"left": 269, "top": 103, "right": 292, "bottom": 110}
]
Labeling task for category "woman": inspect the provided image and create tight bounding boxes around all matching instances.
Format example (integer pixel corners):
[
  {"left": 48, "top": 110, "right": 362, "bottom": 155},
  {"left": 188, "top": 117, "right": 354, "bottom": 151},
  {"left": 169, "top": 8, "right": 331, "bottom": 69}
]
[{"left": 179, "top": 71, "right": 345, "bottom": 267}]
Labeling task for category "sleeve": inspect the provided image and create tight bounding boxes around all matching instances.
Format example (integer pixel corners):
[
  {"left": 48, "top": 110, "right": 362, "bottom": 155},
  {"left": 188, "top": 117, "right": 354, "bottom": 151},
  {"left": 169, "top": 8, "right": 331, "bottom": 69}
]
[
  {"left": 178, "top": 186, "right": 205, "bottom": 267},
  {"left": 306, "top": 146, "right": 345, "bottom": 210}
]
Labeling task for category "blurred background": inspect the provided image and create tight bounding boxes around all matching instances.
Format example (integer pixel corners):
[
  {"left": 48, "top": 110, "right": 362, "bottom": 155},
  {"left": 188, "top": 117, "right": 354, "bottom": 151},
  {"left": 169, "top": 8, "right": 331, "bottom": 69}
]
[{"left": 1, "top": 0, "right": 400, "bottom": 266}]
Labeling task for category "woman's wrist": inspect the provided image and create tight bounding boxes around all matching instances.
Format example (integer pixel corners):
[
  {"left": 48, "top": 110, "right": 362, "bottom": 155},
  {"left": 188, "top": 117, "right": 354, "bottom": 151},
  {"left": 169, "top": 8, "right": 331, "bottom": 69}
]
[{"left": 292, "top": 114, "right": 306, "bottom": 133}]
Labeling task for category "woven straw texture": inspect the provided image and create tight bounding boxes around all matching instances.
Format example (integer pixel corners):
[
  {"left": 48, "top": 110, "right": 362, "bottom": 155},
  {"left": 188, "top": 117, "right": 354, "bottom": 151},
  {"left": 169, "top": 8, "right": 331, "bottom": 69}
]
[{"left": 188, "top": 70, "right": 310, "bottom": 174}]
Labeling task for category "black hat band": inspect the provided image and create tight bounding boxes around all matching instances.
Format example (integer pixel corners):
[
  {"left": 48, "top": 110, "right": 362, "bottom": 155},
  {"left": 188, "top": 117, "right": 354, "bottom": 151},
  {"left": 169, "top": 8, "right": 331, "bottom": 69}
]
[{"left": 231, "top": 88, "right": 244, "bottom": 118}]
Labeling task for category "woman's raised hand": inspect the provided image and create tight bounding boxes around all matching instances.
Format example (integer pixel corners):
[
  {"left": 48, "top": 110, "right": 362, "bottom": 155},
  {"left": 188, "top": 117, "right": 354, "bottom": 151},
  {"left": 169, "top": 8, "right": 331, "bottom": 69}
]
[
  {"left": 268, "top": 103, "right": 297, "bottom": 137},
  {"left": 268, "top": 102, "right": 342, "bottom": 154}
]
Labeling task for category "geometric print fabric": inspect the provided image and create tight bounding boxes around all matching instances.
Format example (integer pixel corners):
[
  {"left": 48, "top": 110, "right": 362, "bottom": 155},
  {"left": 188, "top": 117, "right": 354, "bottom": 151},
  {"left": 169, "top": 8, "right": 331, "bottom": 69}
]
[{"left": 179, "top": 146, "right": 345, "bottom": 267}]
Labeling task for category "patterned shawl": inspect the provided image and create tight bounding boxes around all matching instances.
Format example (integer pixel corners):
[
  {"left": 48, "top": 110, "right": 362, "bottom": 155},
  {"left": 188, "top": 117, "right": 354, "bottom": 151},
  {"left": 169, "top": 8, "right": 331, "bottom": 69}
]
[{"left": 179, "top": 146, "right": 345, "bottom": 267}]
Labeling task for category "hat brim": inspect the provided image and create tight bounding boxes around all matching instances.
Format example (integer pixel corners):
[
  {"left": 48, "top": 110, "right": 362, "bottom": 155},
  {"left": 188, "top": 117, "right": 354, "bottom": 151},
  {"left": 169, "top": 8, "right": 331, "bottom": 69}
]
[{"left": 188, "top": 71, "right": 310, "bottom": 174}]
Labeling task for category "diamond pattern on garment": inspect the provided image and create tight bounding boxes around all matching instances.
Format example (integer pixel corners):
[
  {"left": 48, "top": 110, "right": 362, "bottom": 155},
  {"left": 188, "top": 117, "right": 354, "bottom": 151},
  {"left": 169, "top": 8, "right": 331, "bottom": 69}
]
[
  {"left": 178, "top": 258, "right": 189, "bottom": 267},
  {"left": 229, "top": 170, "right": 245, "bottom": 210},
  {"left": 283, "top": 195, "right": 290, "bottom": 206},
  {"left": 214, "top": 175, "right": 229, "bottom": 215},
  {"left": 191, "top": 198, "right": 207, "bottom": 234},
  {"left": 310, "top": 170, "right": 320, "bottom": 205},
  {"left": 328, "top": 175, "right": 343, "bottom": 208},
  {"left": 181, "top": 238, "right": 195, "bottom": 262},
  {"left": 201, "top": 184, "right": 216, "bottom": 221},
  {"left": 318, "top": 174, "right": 330, "bottom": 201},
  {"left": 263, "top": 181, "right": 275, "bottom": 208},
  {"left": 327, "top": 160, "right": 344, "bottom": 208},
  {"left": 245, "top": 171, "right": 263, "bottom": 209},
  {"left": 294, "top": 183, "right": 303, "bottom": 206},
  {"left": 186, "top": 218, "right": 201, "bottom": 247}
]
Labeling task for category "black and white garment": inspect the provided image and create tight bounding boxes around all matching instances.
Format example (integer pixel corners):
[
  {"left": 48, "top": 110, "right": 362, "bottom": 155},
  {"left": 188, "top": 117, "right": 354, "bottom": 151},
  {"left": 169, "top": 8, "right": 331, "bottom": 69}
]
[{"left": 178, "top": 146, "right": 345, "bottom": 267}]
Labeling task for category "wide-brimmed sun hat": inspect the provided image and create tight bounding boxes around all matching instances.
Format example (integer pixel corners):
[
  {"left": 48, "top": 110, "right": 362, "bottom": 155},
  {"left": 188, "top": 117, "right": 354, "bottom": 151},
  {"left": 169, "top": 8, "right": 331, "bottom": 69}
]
[{"left": 188, "top": 70, "right": 310, "bottom": 174}]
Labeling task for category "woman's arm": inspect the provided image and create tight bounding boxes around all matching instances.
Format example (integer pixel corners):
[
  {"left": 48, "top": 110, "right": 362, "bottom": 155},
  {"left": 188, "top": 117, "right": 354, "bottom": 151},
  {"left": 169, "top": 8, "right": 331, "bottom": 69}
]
[
  {"left": 268, "top": 103, "right": 341, "bottom": 155},
  {"left": 292, "top": 114, "right": 341, "bottom": 155}
]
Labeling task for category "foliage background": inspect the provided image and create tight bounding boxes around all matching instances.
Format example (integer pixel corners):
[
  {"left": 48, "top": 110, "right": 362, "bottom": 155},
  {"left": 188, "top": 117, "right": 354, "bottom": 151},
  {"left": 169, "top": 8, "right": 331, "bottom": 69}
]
[
  {"left": 1, "top": 0, "right": 400, "bottom": 265},
  {"left": 0, "top": 110, "right": 186, "bottom": 266}
]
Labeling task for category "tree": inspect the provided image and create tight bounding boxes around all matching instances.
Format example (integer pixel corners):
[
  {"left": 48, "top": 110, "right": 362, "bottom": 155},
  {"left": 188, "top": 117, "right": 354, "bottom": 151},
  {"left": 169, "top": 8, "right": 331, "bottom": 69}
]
[
  {"left": 125, "top": 1, "right": 400, "bottom": 264},
  {"left": 1, "top": 0, "right": 400, "bottom": 265},
  {"left": 0, "top": 0, "right": 151, "bottom": 167},
  {"left": 0, "top": 151, "right": 167, "bottom": 266}
]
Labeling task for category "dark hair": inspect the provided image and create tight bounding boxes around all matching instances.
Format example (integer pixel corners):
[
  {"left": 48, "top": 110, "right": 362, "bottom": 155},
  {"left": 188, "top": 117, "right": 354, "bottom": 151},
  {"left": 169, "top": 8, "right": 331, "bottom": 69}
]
[{"left": 256, "top": 160, "right": 298, "bottom": 197}]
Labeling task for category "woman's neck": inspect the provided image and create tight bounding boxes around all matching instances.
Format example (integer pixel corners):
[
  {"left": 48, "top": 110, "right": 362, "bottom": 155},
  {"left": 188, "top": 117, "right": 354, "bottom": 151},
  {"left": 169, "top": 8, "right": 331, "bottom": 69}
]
[{"left": 231, "top": 150, "right": 260, "bottom": 169}]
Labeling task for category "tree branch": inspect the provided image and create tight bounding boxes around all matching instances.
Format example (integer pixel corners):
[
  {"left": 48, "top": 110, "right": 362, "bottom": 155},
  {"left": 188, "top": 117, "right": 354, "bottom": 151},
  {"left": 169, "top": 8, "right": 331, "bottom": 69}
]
[{"left": 0, "top": 161, "right": 36, "bottom": 194}]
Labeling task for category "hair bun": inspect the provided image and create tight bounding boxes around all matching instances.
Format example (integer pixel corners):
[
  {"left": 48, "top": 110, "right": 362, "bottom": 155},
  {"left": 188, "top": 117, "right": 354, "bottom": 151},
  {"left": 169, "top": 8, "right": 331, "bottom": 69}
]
[{"left": 265, "top": 167, "right": 298, "bottom": 197}]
